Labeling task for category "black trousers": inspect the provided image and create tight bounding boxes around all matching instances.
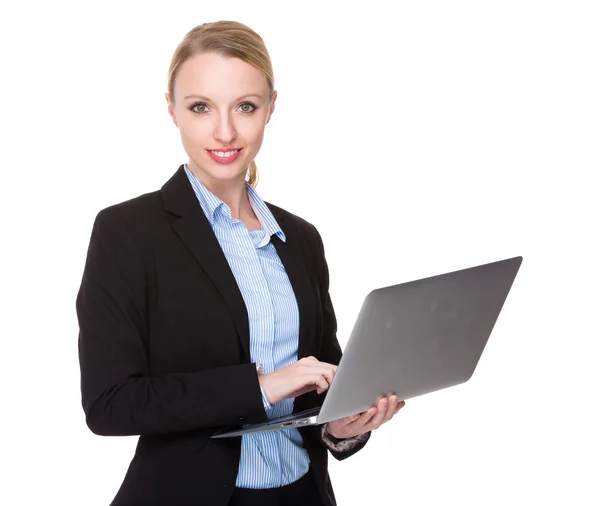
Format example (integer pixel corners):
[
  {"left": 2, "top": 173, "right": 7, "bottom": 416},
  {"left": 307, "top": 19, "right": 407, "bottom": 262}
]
[{"left": 228, "top": 468, "right": 325, "bottom": 506}]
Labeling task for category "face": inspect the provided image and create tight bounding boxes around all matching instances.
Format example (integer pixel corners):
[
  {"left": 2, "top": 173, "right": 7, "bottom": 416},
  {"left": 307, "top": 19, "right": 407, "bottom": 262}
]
[{"left": 166, "top": 52, "right": 277, "bottom": 187}]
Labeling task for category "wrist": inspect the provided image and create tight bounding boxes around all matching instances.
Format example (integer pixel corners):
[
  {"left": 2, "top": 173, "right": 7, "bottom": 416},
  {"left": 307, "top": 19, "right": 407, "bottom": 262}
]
[
  {"left": 257, "top": 366, "right": 276, "bottom": 406},
  {"left": 324, "top": 422, "right": 346, "bottom": 443}
]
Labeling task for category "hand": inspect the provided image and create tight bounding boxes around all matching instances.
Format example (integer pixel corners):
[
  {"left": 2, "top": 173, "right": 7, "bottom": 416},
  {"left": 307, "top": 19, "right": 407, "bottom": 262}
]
[
  {"left": 258, "top": 356, "right": 337, "bottom": 405},
  {"left": 325, "top": 395, "right": 406, "bottom": 439}
]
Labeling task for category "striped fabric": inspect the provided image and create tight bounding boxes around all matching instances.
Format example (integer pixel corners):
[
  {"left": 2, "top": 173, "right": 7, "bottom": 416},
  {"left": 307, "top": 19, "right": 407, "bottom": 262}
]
[{"left": 184, "top": 165, "right": 311, "bottom": 488}]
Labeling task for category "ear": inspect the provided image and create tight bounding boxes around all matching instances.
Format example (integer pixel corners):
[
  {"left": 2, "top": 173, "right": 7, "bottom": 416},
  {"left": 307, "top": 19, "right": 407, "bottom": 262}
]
[
  {"left": 266, "top": 90, "right": 277, "bottom": 124},
  {"left": 165, "top": 93, "right": 178, "bottom": 127}
]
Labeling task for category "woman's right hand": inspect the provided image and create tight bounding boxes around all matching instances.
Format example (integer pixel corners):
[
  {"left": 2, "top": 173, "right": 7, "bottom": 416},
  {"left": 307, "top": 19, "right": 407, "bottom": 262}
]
[{"left": 258, "top": 356, "right": 338, "bottom": 405}]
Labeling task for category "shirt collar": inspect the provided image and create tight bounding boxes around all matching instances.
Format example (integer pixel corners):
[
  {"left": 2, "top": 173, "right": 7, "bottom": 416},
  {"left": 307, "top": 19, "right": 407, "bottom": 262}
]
[{"left": 183, "top": 164, "right": 286, "bottom": 246}]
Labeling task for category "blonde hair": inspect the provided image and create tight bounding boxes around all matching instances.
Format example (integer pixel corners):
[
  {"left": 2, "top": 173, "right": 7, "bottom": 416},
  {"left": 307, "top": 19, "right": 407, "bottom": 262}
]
[{"left": 167, "top": 21, "right": 276, "bottom": 188}]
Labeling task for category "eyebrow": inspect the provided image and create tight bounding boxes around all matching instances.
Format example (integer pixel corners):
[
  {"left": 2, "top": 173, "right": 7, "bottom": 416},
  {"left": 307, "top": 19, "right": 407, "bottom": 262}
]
[{"left": 184, "top": 93, "right": 265, "bottom": 101}]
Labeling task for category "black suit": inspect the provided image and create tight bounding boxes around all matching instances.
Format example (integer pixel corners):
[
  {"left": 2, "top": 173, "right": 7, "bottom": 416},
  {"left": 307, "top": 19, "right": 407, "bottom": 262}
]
[{"left": 76, "top": 165, "right": 370, "bottom": 505}]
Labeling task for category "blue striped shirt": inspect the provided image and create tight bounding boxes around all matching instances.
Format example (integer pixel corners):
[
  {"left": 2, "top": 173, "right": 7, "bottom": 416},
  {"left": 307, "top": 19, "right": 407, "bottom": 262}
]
[{"left": 184, "top": 165, "right": 311, "bottom": 488}]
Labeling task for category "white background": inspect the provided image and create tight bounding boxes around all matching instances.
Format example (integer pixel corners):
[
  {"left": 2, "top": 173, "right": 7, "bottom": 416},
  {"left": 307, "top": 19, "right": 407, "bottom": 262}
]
[{"left": 1, "top": 1, "right": 599, "bottom": 504}]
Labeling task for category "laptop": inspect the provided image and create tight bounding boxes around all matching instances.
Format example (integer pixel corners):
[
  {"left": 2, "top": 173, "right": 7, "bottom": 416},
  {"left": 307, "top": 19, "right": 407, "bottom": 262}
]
[{"left": 211, "top": 256, "right": 522, "bottom": 439}]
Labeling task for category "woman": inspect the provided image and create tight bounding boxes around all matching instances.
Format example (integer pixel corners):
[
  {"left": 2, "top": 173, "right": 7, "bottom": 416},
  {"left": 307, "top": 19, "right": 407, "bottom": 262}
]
[{"left": 76, "top": 21, "right": 404, "bottom": 506}]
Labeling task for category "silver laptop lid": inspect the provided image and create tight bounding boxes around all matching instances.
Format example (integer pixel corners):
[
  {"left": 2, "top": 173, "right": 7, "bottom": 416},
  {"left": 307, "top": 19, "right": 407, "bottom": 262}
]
[{"left": 317, "top": 256, "right": 522, "bottom": 424}]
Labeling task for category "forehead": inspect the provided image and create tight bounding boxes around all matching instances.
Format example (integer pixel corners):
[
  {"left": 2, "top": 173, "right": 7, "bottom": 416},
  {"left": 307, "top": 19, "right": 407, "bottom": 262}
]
[{"left": 175, "top": 52, "right": 269, "bottom": 99}]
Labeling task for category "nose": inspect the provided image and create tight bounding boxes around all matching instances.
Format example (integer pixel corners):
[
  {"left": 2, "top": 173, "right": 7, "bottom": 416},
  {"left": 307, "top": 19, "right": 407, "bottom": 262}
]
[{"left": 213, "top": 112, "right": 237, "bottom": 144}]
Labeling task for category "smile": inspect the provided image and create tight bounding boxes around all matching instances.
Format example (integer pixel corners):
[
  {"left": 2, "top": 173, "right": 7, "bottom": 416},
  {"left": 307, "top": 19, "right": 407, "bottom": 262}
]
[{"left": 207, "top": 148, "right": 242, "bottom": 164}]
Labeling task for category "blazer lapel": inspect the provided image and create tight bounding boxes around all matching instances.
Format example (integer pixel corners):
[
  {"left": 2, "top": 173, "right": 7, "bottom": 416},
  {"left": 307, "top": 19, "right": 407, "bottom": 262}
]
[
  {"left": 161, "top": 165, "right": 252, "bottom": 362},
  {"left": 161, "top": 165, "right": 317, "bottom": 366}
]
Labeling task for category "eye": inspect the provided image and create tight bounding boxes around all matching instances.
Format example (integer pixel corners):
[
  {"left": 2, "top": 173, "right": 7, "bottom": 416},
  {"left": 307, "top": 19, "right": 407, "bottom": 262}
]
[
  {"left": 191, "top": 102, "right": 209, "bottom": 114},
  {"left": 239, "top": 102, "right": 257, "bottom": 113}
]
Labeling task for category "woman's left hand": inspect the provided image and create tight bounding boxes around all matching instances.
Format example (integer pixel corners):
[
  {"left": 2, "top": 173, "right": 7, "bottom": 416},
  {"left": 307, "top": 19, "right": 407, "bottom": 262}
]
[{"left": 326, "top": 395, "right": 405, "bottom": 439}]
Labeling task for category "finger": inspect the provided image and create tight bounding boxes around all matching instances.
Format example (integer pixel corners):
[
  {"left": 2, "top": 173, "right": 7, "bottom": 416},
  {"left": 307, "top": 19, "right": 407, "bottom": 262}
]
[
  {"left": 311, "top": 374, "right": 329, "bottom": 391},
  {"left": 301, "top": 365, "right": 337, "bottom": 385},
  {"left": 345, "top": 405, "right": 378, "bottom": 433},
  {"left": 301, "top": 356, "right": 336, "bottom": 370},
  {"left": 316, "top": 374, "right": 338, "bottom": 394},
  {"left": 378, "top": 397, "right": 406, "bottom": 426},
  {"left": 300, "top": 361, "right": 336, "bottom": 374},
  {"left": 345, "top": 413, "right": 362, "bottom": 424},
  {"left": 395, "top": 400, "right": 406, "bottom": 414},
  {"left": 320, "top": 364, "right": 338, "bottom": 376},
  {"left": 300, "top": 374, "right": 328, "bottom": 394},
  {"left": 325, "top": 369, "right": 336, "bottom": 385},
  {"left": 369, "top": 397, "right": 389, "bottom": 429},
  {"left": 382, "top": 395, "right": 398, "bottom": 423}
]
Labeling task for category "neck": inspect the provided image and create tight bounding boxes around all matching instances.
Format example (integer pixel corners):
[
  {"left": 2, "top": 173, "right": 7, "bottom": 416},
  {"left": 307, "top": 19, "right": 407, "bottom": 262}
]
[{"left": 187, "top": 162, "right": 253, "bottom": 220}]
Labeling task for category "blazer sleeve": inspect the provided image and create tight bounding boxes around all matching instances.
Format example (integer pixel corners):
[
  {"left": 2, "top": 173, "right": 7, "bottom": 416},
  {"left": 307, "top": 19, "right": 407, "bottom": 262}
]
[
  {"left": 76, "top": 207, "right": 269, "bottom": 437},
  {"left": 310, "top": 224, "right": 372, "bottom": 460}
]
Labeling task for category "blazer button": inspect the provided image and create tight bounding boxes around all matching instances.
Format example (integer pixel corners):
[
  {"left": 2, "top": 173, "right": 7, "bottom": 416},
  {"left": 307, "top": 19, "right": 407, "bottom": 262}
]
[{"left": 237, "top": 417, "right": 245, "bottom": 424}]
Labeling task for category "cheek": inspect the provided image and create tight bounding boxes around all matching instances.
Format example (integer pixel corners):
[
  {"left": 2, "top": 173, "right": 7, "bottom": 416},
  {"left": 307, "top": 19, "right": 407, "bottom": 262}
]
[
  {"left": 247, "top": 130, "right": 265, "bottom": 150},
  {"left": 179, "top": 118, "right": 211, "bottom": 144},
  {"left": 239, "top": 117, "right": 268, "bottom": 147}
]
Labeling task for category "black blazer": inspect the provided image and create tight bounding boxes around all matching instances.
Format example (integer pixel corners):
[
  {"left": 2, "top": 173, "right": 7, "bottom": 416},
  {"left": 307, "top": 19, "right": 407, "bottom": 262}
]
[{"left": 76, "top": 165, "right": 370, "bottom": 506}]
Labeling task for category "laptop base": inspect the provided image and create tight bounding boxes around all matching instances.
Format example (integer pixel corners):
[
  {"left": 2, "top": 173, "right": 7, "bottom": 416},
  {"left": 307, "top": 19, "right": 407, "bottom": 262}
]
[{"left": 211, "top": 407, "right": 321, "bottom": 438}]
